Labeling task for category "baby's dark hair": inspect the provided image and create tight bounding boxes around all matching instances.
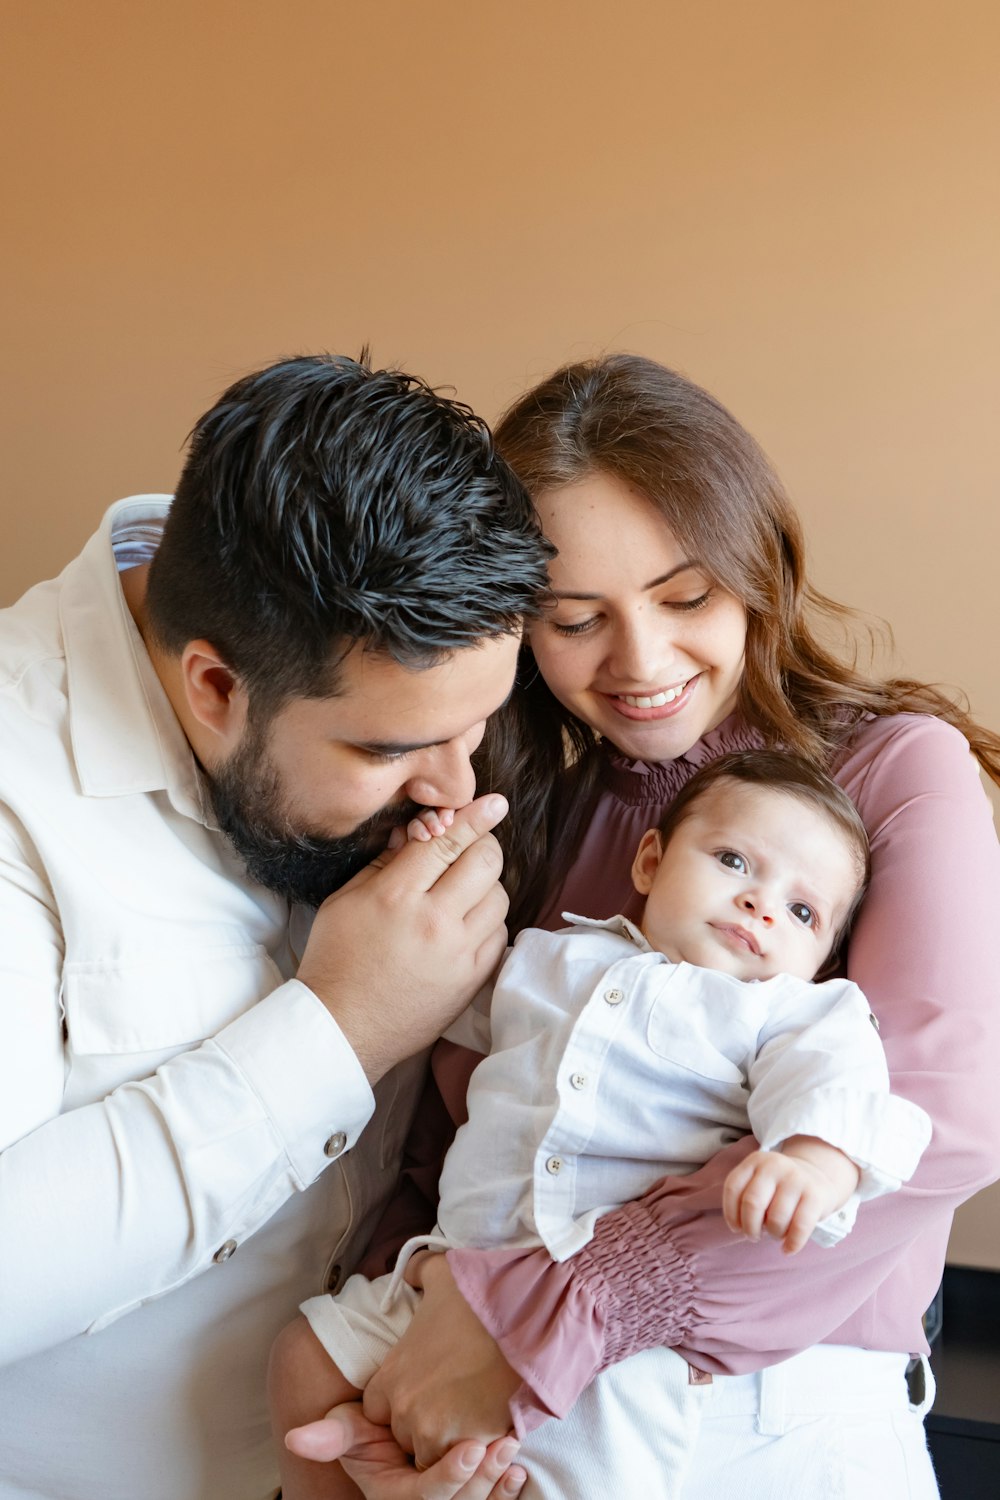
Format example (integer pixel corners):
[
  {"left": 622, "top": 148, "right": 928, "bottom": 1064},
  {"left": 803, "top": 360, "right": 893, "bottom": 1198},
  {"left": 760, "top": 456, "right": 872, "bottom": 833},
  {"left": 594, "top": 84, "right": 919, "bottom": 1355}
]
[{"left": 657, "top": 750, "right": 871, "bottom": 961}]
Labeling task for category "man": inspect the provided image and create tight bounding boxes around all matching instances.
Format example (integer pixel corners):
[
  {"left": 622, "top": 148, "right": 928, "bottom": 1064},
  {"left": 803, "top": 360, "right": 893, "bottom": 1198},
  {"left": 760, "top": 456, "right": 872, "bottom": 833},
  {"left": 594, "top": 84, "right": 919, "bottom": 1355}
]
[{"left": 0, "top": 355, "right": 551, "bottom": 1500}]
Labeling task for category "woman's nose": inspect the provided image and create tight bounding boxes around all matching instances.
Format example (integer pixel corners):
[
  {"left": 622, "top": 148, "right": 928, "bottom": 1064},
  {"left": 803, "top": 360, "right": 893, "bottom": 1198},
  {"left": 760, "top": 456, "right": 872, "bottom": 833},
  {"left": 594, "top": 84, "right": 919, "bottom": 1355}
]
[{"left": 607, "top": 613, "right": 670, "bottom": 684}]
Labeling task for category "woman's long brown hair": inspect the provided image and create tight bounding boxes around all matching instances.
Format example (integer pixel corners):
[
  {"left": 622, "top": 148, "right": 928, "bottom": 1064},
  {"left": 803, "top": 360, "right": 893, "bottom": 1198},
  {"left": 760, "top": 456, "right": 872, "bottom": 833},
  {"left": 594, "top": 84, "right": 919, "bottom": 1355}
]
[{"left": 474, "top": 354, "right": 1000, "bottom": 931}]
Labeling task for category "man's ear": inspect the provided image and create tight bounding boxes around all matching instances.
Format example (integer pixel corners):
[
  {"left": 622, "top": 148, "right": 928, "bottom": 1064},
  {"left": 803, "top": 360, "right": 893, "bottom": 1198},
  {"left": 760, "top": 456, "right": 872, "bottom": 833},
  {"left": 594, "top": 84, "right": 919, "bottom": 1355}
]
[
  {"left": 631, "top": 828, "right": 664, "bottom": 896},
  {"left": 179, "top": 640, "right": 249, "bottom": 751}
]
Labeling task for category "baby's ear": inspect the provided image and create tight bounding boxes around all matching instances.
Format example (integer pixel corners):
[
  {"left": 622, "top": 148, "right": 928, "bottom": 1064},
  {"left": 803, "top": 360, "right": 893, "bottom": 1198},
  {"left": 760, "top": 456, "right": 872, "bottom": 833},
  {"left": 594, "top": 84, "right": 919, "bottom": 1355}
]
[{"left": 631, "top": 828, "right": 664, "bottom": 896}]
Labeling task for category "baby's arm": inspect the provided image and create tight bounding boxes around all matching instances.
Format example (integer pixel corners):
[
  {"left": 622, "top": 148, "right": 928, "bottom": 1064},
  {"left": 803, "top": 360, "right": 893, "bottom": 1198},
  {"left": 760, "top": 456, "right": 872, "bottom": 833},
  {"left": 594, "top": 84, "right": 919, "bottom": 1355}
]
[{"left": 722, "top": 1136, "right": 861, "bottom": 1256}]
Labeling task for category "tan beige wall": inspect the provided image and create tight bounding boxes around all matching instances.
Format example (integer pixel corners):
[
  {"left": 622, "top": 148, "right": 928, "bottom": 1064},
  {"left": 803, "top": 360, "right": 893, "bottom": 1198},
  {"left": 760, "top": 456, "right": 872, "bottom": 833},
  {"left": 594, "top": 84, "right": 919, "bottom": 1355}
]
[{"left": 3, "top": 2, "right": 998, "bottom": 1263}]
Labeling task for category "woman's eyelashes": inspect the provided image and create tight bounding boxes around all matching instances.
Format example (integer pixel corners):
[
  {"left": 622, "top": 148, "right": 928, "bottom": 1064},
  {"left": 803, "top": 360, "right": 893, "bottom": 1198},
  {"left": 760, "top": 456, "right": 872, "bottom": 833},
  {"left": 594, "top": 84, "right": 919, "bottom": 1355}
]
[
  {"left": 548, "top": 589, "right": 716, "bottom": 637},
  {"left": 669, "top": 590, "right": 713, "bottom": 613},
  {"left": 362, "top": 747, "right": 411, "bottom": 764},
  {"left": 551, "top": 614, "right": 602, "bottom": 637}
]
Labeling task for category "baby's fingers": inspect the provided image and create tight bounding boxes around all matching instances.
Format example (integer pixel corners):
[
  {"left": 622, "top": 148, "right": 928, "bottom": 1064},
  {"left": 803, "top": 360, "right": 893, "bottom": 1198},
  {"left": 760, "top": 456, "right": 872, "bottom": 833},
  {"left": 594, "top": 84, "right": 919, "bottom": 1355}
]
[
  {"left": 722, "top": 1159, "right": 756, "bottom": 1233},
  {"left": 407, "top": 808, "right": 457, "bottom": 843},
  {"left": 778, "top": 1197, "right": 820, "bottom": 1256},
  {"left": 732, "top": 1166, "right": 780, "bottom": 1241}
]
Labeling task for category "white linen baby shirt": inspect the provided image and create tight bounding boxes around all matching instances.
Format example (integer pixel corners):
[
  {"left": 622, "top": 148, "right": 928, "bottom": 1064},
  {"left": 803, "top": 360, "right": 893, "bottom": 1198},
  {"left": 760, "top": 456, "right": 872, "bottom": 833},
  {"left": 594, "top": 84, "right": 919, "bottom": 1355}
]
[{"left": 438, "top": 916, "right": 931, "bottom": 1261}]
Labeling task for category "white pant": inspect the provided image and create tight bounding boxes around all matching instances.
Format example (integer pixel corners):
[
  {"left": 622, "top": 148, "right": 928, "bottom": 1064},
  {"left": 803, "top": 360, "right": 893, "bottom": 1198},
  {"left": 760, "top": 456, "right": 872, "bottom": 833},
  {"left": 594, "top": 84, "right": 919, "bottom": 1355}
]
[
  {"left": 503, "top": 1344, "right": 938, "bottom": 1500},
  {"left": 679, "top": 1345, "right": 938, "bottom": 1500},
  {"left": 302, "top": 1275, "right": 939, "bottom": 1500}
]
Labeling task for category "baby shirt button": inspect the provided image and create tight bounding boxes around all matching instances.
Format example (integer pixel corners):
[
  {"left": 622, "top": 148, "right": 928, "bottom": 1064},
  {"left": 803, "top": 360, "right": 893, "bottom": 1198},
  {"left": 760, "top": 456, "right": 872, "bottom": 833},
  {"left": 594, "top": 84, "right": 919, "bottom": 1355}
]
[
  {"left": 213, "top": 1239, "right": 238, "bottom": 1264},
  {"left": 570, "top": 1072, "right": 588, "bottom": 1090},
  {"left": 546, "top": 1156, "right": 563, "bottom": 1175},
  {"left": 604, "top": 987, "right": 625, "bottom": 1005}
]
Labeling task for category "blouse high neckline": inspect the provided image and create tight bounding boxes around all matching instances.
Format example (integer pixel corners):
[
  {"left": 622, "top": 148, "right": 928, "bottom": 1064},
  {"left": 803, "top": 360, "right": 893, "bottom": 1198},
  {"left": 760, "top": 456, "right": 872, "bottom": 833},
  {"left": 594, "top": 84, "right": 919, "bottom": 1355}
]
[{"left": 599, "top": 713, "right": 765, "bottom": 806}]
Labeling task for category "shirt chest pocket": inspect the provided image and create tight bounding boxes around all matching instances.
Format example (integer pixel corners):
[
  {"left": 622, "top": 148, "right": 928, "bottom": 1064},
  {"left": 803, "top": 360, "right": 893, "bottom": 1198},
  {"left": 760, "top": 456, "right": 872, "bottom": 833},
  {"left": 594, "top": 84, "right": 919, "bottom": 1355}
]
[
  {"left": 60, "top": 944, "right": 283, "bottom": 1102},
  {"left": 645, "top": 976, "right": 749, "bottom": 1087}
]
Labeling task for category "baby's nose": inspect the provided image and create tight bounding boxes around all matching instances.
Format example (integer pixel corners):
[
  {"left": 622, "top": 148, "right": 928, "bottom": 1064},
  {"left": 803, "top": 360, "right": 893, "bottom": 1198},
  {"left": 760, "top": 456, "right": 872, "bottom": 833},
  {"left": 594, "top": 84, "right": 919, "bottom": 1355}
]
[{"left": 741, "top": 894, "right": 774, "bottom": 927}]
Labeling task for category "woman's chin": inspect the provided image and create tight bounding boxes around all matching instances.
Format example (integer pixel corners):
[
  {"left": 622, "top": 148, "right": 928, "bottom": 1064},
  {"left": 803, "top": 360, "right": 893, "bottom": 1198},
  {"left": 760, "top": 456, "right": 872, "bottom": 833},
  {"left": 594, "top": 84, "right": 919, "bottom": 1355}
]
[{"left": 600, "top": 715, "right": 705, "bottom": 764}]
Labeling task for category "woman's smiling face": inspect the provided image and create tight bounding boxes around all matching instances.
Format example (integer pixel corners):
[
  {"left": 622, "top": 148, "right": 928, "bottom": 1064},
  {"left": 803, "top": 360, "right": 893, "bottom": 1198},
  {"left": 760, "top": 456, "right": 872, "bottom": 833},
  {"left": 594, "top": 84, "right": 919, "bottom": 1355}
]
[{"left": 529, "top": 471, "right": 748, "bottom": 763}]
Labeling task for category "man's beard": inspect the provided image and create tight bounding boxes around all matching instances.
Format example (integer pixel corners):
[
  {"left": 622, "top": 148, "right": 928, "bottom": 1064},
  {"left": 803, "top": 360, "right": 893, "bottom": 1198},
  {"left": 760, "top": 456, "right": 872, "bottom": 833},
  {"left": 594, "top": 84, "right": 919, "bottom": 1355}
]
[{"left": 204, "top": 725, "right": 421, "bottom": 908}]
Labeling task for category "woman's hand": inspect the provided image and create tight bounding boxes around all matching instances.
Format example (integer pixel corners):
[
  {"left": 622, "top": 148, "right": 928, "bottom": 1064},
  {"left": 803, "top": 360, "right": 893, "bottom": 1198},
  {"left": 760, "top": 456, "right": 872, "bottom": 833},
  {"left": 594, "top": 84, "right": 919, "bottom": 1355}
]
[
  {"left": 362, "top": 1253, "right": 522, "bottom": 1471},
  {"left": 305, "top": 1401, "right": 525, "bottom": 1500}
]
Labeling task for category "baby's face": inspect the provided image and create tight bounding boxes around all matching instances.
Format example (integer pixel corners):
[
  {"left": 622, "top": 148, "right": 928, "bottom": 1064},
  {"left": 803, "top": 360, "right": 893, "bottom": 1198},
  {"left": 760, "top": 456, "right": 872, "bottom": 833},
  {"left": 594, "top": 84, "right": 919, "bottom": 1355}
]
[{"left": 632, "top": 781, "right": 862, "bottom": 982}]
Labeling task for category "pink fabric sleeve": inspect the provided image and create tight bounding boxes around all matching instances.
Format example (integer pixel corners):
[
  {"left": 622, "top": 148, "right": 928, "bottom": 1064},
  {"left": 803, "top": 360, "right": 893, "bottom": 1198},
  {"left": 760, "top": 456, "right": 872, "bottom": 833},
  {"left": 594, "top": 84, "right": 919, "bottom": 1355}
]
[{"left": 447, "top": 715, "right": 1000, "bottom": 1434}]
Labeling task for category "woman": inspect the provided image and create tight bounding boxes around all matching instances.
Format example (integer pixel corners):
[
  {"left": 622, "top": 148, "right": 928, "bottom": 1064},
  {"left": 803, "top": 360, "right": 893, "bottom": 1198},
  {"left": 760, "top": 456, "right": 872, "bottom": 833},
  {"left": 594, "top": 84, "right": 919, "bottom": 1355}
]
[{"left": 317, "top": 355, "right": 1000, "bottom": 1499}]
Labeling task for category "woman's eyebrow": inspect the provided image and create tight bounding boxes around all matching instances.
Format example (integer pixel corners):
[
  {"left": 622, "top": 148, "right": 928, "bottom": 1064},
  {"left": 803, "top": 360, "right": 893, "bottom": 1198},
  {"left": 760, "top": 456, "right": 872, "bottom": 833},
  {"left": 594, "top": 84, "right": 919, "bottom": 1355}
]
[{"left": 552, "top": 561, "right": 703, "bottom": 600}]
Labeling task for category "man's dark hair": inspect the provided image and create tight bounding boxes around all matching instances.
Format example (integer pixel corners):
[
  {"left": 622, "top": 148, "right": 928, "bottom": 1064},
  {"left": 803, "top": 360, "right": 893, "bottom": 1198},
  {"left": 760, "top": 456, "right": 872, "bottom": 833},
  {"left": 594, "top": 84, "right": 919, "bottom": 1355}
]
[{"left": 146, "top": 353, "right": 553, "bottom": 714}]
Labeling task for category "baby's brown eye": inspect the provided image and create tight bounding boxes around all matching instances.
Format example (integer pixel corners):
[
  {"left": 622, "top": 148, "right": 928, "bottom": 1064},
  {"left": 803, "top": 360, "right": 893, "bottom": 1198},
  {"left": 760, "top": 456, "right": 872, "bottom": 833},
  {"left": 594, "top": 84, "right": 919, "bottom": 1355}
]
[
  {"left": 716, "top": 850, "right": 747, "bottom": 874},
  {"left": 789, "top": 902, "right": 815, "bottom": 927}
]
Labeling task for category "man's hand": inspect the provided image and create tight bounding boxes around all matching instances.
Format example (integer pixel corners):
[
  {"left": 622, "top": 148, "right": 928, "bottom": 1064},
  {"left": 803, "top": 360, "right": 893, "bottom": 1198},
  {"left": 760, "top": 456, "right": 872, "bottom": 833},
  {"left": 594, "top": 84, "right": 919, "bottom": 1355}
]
[
  {"left": 288, "top": 1402, "right": 525, "bottom": 1500},
  {"left": 363, "top": 1254, "right": 522, "bottom": 1472},
  {"left": 722, "top": 1137, "right": 861, "bottom": 1255},
  {"left": 298, "top": 796, "right": 509, "bottom": 1083}
]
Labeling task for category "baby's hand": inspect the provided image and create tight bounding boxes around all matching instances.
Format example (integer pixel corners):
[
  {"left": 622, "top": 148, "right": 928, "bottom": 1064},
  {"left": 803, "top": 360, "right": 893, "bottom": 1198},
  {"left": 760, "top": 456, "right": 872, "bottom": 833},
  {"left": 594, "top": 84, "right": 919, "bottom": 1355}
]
[
  {"left": 406, "top": 807, "right": 456, "bottom": 842},
  {"left": 386, "top": 807, "right": 457, "bottom": 852},
  {"left": 722, "top": 1142, "right": 858, "bottom": 1255}
]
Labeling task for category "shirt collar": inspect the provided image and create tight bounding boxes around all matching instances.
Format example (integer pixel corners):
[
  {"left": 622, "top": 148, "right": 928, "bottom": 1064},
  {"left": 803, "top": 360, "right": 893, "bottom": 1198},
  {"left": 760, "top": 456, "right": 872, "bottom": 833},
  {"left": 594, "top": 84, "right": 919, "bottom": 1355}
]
[
  {"left": 59, "top": 496, "right": 206, "bottom": 819},
  {"left": 561, "top": 910, "right": 654, "bottom": 952}
]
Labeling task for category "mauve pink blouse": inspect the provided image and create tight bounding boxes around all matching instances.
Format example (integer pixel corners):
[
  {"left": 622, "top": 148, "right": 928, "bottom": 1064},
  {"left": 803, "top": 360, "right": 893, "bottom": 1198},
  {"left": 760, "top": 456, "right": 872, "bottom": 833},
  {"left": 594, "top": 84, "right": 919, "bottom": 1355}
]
[{"left": 438, "top": 712, "right": 1000, "bottom": 1435}]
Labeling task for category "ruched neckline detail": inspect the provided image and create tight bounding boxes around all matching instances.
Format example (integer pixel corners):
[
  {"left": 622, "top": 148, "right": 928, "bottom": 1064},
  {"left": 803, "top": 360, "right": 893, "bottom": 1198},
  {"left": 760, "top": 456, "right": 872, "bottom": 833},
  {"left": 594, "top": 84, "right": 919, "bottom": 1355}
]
[{"left": 600, "top": 713, "right": 766, "bottom": 806}]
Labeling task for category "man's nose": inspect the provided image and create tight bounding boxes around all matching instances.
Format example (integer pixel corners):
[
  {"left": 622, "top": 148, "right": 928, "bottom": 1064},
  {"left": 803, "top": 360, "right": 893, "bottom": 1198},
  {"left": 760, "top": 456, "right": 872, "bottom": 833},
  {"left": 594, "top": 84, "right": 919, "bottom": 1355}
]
[{"left": 404, "top": 741, "right": 477, "bottom": 811}]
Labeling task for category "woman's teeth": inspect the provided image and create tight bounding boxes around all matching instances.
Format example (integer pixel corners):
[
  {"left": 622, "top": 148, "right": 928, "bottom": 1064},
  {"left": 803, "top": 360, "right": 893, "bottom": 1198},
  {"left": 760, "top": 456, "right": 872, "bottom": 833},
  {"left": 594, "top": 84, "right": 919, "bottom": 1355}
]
[{"left": 619, "top": 684, "right": 687, "bottom": 708}]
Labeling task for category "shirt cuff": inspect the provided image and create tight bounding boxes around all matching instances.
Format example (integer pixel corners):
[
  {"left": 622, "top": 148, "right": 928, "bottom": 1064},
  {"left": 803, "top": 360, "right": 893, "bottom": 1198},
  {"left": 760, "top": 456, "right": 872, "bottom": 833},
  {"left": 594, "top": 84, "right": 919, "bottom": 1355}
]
[
  {"left": 213, "top": 978, "right": 375, "bottom": 1188},
  {"left": 758, "top": 1089, "right": 932, "bottom": 1199}
]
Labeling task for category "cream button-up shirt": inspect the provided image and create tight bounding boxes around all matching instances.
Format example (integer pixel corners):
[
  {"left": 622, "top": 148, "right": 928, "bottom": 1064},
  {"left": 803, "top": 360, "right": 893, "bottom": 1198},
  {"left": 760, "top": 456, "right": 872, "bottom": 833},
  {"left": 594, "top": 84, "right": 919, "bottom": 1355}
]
[{"left": 0, "top": 498, "right": 424, "bottom": 1500}]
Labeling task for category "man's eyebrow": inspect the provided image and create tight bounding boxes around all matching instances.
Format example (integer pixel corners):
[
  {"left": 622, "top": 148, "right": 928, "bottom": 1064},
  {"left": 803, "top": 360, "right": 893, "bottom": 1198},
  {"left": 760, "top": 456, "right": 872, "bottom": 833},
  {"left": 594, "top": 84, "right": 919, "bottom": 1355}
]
[
  {"left": 350, "top": 685, "right": 516, "bottom": 757},
  {"left": 552, "top": 561, "right": 704, "bottom": 601}
]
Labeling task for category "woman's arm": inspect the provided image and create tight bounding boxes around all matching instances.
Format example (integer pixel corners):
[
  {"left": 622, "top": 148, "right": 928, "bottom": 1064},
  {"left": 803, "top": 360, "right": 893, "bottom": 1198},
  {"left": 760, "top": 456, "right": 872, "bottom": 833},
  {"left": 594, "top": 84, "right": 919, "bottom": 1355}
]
[{"left": 421, "top": 715, "right": 1000, "bottom": 1431}]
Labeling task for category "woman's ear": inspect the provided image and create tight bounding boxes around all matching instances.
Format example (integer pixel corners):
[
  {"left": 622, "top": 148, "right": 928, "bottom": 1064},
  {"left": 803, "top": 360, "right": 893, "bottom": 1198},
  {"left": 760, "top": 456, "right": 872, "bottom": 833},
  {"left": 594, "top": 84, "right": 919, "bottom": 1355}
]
[{"left": 631, "top": 828, "right": 665, "bottom": 896}]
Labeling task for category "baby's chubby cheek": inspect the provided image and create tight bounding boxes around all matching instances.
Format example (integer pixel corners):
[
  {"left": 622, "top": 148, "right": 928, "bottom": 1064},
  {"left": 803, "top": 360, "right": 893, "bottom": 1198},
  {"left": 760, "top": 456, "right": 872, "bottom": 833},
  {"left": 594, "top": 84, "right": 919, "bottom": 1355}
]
[{"left": 640, "top": 914, "right": 684, "bottom": 964}]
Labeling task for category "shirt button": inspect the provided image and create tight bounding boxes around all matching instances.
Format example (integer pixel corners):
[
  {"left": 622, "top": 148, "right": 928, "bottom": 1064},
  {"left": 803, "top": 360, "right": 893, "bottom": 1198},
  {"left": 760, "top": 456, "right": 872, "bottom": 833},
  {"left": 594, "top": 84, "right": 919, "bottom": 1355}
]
[
  {"left": 324, "top": 1131, "right": 348, "bottom": 1159},
  {"left": 213, "top": 1239, "right": 238, "bottom": 1264},
  {"left": 326, "top": 1262, "right": 343, "bottom": 1293},
  {"left": 604, "top": 987, "right": 625, "bottom": 1005},
  {"left": 546, "top": 1155, "right": 563, "bottom": 1175},
  {"left": 869, "top": 1012, "right": 880, "bottom": 1033},
  {"left": 570, "top": 1073, "right": 588, "bottom": 1090}
]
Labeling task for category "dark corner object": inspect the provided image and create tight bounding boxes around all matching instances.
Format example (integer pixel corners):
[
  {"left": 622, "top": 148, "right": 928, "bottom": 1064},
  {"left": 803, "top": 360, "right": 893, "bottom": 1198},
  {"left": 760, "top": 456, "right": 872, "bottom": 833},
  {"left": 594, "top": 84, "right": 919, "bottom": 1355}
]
[{"left": 925, "top": 1264, "right": 1000, "bottom": 1498}]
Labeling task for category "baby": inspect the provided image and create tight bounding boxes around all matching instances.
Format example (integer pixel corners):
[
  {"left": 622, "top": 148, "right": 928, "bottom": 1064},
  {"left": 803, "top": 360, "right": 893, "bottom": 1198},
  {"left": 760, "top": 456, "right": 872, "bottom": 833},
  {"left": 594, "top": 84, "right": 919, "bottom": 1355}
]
[{"left": 271, "top": 750, "right": 931, "bottom": 1499}]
